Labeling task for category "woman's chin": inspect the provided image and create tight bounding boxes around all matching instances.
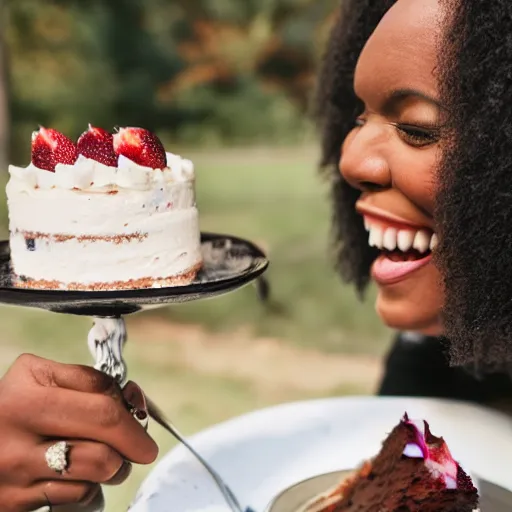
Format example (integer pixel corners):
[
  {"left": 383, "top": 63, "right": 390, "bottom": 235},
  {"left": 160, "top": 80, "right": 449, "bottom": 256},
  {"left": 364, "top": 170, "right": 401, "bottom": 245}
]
[{"left": 375, "top": 293, "right": 443, "bottom": 336}]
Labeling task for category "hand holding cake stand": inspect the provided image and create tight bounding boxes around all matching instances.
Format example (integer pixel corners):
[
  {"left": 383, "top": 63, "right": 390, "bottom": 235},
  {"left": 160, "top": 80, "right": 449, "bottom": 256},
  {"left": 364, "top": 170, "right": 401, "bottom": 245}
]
[{"left": 0, "top": 232, "right": 268, "bottom": 512}]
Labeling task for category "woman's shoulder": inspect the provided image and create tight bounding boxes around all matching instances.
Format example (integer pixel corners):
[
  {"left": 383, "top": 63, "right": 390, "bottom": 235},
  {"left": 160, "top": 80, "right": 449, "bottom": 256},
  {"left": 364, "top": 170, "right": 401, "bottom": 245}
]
[{"left": 378, "top": 331, "right": 512, "bottom": 408}]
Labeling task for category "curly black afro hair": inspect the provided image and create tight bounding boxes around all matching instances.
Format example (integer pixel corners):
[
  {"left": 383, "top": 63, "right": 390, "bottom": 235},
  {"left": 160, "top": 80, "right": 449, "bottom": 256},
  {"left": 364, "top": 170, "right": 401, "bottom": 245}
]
[{"left": 316, "top": 0, "right": 512, "bottom": 375}]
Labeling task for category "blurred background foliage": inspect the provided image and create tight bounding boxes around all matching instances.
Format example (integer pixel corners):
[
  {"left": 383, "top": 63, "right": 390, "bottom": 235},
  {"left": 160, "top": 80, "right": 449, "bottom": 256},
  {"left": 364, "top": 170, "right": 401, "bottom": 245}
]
[{"left": 3, "top": 0, "right": 339, "bottom": 164}]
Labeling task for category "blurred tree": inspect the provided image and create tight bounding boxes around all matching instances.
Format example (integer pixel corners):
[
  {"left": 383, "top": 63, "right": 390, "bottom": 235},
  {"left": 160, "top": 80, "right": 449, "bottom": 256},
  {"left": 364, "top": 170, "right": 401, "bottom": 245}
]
[
  {"left": 162, "top": 0, "right": 338, "bottom": 110},
  {"left": 6, "top": 0, "right": 339, "bottom": 153},
  {"left": 154, "top": 0, "right": 339, "bottom": 144},
  {"left": 7, "top": 0, "right": 119, "bottom": 162}
]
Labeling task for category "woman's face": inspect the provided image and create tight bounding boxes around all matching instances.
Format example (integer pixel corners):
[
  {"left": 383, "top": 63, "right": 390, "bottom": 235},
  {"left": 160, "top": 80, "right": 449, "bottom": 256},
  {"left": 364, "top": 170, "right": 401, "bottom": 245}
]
[{"left": 339, "top": 0, "right": 445, "bottom": 335}]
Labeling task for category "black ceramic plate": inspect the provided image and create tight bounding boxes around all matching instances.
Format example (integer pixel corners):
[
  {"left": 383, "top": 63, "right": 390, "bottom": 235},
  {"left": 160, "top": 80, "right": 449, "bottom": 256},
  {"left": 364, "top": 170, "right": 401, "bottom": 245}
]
[{"left": 0, "top": 233, "right": 269, "bottom": 317}]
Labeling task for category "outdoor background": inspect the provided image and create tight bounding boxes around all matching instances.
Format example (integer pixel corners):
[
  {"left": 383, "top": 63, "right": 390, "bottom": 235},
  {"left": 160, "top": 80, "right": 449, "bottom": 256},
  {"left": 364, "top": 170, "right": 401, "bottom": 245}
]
[{"left": 1, "top": 1, "right": 392, "bottom": 509}]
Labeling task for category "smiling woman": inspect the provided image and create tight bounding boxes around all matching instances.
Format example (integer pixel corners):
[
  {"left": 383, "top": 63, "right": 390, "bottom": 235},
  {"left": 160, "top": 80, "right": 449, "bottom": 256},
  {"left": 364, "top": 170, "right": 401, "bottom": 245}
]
[
  {"left": 338, "top": 0, "right": 443, "bottom": 336},
  {"left": 316, "top": 0, "right": 512, "bottom": 404}
]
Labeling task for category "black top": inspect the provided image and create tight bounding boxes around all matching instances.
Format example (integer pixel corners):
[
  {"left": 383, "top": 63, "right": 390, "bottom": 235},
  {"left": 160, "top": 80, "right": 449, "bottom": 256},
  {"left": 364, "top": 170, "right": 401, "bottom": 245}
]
[{"left": 377, "top": 332, "right": 512, "bottom": 404}]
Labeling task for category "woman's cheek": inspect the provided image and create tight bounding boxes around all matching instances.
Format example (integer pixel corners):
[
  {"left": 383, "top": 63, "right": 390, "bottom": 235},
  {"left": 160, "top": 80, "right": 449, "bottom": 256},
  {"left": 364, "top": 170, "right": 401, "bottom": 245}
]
[{"left": 391, "top": 150, "right": 438, "bottom": 214}]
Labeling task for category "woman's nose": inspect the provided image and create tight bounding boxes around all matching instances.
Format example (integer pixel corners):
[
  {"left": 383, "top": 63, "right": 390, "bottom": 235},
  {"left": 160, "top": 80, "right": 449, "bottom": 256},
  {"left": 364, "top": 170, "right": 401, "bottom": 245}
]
[{"left": 339, "top": 123, "right": 391, "bottom": 191}]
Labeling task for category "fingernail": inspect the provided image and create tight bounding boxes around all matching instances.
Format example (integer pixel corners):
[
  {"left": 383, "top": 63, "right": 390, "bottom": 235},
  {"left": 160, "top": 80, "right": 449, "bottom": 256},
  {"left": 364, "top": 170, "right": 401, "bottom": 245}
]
[{"left": 135, "top": 409, "right": 147, "bottom": 421}]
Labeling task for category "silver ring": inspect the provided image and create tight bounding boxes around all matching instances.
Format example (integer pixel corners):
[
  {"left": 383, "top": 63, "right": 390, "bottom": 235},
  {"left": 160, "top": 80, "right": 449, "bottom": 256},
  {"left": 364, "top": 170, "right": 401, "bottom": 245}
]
[{"left": 45, "top": 441, "right": 69, "bottom": 474}]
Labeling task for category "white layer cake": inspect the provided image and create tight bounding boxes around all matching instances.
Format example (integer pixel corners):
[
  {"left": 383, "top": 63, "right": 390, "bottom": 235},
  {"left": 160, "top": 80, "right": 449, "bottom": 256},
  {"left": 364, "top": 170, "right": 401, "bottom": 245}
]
[{"left": 7, "top": 152, "right": 202, "bottom": 290}]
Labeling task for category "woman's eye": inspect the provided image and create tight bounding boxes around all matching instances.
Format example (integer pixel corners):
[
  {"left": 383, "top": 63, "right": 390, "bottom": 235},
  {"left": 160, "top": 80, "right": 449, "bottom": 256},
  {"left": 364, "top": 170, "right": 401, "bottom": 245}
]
[
  {"left": 355, "top": 117, "right": 366, "bottom": 127},
  {"left": 395, "top": 124, "right": 440, "bottom": 147}
]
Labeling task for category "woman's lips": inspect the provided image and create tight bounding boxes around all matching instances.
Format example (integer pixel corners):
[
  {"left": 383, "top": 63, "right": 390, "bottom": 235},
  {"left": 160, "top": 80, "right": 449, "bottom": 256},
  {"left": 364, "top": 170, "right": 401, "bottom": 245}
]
[
  {"left": 372, "top": 253, "right": 433, "bottom": 285},
  {"left": 355, "top": 201, "right": 436, "bottom": 284},
  {"left": 356, "top": 200, "right": 433, "bottom": 230}
]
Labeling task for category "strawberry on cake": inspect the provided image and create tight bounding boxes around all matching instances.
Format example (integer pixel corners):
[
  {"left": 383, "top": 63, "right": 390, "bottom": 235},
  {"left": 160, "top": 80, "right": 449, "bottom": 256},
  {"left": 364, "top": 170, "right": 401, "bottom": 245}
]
[
  {"left": 304, "top": 414, "right": 479, "bottom": 512},
  {"left": 6, "top": 125, "right": 202, "bottom": 291}
]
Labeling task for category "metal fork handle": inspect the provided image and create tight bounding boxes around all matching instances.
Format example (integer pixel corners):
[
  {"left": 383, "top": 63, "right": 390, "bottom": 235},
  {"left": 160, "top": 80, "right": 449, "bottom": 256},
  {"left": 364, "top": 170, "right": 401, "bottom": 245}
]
[{"left": 146, "top": 396, "right": 244, "bottom": 512}]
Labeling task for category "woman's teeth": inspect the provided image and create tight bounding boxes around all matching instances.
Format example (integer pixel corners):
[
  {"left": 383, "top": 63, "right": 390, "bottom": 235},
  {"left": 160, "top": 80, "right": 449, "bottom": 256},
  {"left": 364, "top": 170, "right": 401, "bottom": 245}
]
[{"left": 365, "top": 223, "right": 438, "bottom": 254}]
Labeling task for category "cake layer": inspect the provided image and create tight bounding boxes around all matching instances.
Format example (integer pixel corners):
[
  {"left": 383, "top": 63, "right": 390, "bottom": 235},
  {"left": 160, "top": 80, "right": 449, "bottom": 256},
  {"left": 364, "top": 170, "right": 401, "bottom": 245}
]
[
  {"left": 7, "top": 163, "right": 202, "bottom": 290},
  {"left": 12, "top": 262, "right": 203, "bottom": 291},
  {"left": 9, "top": 209, "right": 200, "bottom": 287},
  {"left": 6, "top": 177, "right": 196, "bottom": 236}
]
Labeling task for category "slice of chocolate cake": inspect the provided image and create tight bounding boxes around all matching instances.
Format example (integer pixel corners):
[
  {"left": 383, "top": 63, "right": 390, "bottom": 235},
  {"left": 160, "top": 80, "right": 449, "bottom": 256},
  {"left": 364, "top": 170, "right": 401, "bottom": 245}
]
[{"left": 306, "top": 414, "right": 479, "bottom": 512}]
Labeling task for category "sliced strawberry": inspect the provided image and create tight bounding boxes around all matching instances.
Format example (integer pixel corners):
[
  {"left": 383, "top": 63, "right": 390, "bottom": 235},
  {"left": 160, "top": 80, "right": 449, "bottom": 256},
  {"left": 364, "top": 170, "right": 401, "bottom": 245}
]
[
  {"left": 77, "top": 125, "right": 117, "bottom": 167},
  {"left": 113, "top": 127, "right": 167, "bottom": 169},
  {"left": 31, "top": 127, "right": 78, "bottom": 172}
]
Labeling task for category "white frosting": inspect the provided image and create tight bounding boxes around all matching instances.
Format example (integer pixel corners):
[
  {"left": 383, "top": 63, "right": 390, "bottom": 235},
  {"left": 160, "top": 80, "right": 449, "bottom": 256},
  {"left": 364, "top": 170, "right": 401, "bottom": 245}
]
[
  {"left": 403, "top": 443, "right": 423, "bottom": 458},
  {"left": 8, "top": 152, "right": 195, "bottom": 192},
  {"left": 6, "top": 153, "right": 201, "bottom": 289}
]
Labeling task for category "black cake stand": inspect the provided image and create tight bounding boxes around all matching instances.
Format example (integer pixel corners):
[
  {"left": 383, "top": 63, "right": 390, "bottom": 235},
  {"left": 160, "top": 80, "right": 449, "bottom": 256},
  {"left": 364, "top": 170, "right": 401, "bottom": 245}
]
[{"left": 0, "top": 232, "right": 269, "bottom": 386}]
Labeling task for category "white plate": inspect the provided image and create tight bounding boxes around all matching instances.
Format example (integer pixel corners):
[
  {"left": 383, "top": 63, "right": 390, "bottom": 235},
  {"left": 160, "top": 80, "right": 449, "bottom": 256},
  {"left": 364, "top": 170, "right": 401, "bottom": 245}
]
[{"left": 129, "top": 396, "right": 512, "bottom": 512}]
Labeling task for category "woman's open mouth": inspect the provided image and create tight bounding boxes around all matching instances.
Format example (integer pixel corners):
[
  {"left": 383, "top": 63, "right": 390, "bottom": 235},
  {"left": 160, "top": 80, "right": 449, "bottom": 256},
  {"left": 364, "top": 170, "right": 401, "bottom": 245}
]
[{"left": 363, "top": 214, "right": 437, "bottom": 285}]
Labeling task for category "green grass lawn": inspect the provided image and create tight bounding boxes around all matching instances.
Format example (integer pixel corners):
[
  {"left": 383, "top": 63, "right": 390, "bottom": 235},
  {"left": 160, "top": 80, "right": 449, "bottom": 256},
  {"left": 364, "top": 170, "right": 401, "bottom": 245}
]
[
  {"left": 0, "top": 146, "right": 391, "bottom": 510},
  {"left": 162, "top": 146, "right": 390, "bottom": 355}
]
